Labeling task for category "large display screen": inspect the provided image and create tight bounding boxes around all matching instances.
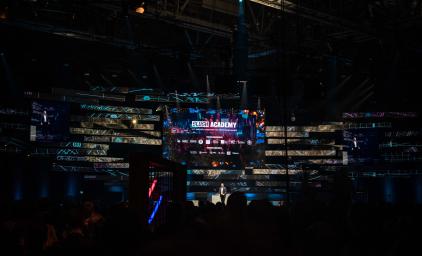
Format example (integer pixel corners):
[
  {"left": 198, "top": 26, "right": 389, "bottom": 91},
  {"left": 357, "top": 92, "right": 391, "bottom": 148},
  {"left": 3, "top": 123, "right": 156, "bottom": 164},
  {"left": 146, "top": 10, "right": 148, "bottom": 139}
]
[
  {"left": 343, "top": 128, "right": 382, "bottom": 164},
  {"left": 30, "top": 101, "right": 70, "bottom": 142},
  {"left": 163, "top": 108, "right": 265, "bottom": 168}
]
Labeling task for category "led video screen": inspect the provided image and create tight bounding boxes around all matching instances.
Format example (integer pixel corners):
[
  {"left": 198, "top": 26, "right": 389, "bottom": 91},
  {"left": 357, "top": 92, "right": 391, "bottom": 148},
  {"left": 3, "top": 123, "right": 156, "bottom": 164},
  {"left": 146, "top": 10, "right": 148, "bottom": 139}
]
[
  {"left": 163, "top": 108, "right": 265, "bottom": 168},
  {"left": 343, "top": 128, "right": 381, "bottom": 164},
  {"left": 30, "top": 101, "right": 70, "bottom": 142}
]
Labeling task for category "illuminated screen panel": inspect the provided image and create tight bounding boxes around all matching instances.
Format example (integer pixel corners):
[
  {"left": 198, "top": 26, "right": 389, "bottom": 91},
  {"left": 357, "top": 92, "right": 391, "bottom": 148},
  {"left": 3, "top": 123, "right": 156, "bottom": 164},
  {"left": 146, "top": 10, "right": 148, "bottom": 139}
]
[
  {"left": 111, "top": 136, "right": 162, "bottom": 145},
  {"left": 344, "top": 127, "right": 422, "bottom": 164},
  {"left": 265, "top": 150, "right": 337, "bottom": 157},
  {"left": 59, "top": 142, "right": 110, "bottom": 150},
  {"left": 69, "top": 128, "right": 161, "bottom": 137},
  {"left": 188, "top": 169, "right": 245, "bottom": 175},
  {"left": 343, "top": 128, "right": 381, "bottom": 164},
  {"left": 163, "top": 108, "right": 265, "bottom": 168},
  {"left": 70, "top": 114, "right": 160, "bottom": 122},
  {"left": 80, "top": 121, "right": 155, "bottom": 130},
  {"left": 80, "top": 104, "right": 152, "bottom": 114},
  {"left": 342, "top": 112, "right": 417, "bottom": 119},
  {"left": 93, "top": 163, "right": 130, "bottom": 168},
  {"left": 266, "top": 124, "right": 342, "bottom": 132},
  {"left": 56, "top": 156, "right": 125, "bottom": 162},
  {"left": 342, "top": 112, "right": 422, "bottom": 165},
  {"left": 266, "top": 131, "right": 309, "bottom": 138},
  {"left": 32, "top": 148, "right": 108, "bottom": 156},
  {"left": 30, "top": 101, "right": 70, "bottom": 142}
]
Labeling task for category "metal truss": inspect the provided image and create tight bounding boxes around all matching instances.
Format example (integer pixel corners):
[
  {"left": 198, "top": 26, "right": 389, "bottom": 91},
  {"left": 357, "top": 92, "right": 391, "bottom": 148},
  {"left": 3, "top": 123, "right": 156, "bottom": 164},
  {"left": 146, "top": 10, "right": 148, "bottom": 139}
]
[
  {"left": 5, "top": 0, "right": 422, "bottom": 57},
  {"left": 251, "top": 0, "right": 377, "bottom": 42},
  {"left": 0, "top": 137, "right": 26, "bottom": 153}
]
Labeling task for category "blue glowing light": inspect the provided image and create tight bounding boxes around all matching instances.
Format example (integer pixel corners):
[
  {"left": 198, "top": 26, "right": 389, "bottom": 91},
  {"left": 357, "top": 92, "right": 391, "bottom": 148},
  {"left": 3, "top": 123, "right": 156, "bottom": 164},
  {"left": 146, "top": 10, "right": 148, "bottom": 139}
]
[
  {"left": 39, "top": 181, "right": 49, "bottom": 198},
  {"left": 257, "top": 133, "right": 265, "bottom": 138},
  {"left": 245, "top": 193, "right": 257, "bottom": 200},
  {"left": 188, "top": 108, "right": 200, "bottom": 114},
  {"left": 186, "top": 192, "right": 195, "bottom": 200},
  {"left": 310, "top": 139, "right": 319, "bottom": 145},
  {"left": 268, "top": 194, "right": 283, "bottom": 200},
  {"left": 384, "top": 176, "right": 395, "bottom": 204},
  {"left": 109, "top": 185, "right": 124, "bottom": 193},
  {"left": 148, "top": 195, "right": 163, "bottom": 224},
  {"left": 143, "top": 95, "right": 151, "bottom": 101},
  {"left": 14, "top": 182, "right": 23, "bottom": 201},
  {"left": 66, "top": 175, "right": 77, "bottom": 197}
]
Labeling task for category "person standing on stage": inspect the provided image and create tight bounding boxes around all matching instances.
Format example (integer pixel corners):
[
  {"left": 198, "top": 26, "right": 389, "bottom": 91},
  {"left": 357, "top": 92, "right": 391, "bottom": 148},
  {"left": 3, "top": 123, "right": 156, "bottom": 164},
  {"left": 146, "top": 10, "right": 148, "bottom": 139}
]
[
  {"left": 40, "top": 109, "right": 50, "bottom": 137},
  {"left": 219, "top": 182, "right": 227, "bottom": 205},
  {"left": 352, "top": 137, "right": 359, "bottom": 150}
]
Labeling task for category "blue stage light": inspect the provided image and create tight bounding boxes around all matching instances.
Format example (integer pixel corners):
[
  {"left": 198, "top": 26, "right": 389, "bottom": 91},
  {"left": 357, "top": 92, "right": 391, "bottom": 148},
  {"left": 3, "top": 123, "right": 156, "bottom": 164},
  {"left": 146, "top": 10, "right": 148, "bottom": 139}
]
[
  {"left": 384, "top": 176, "right": 395, "bottom": 204},
  {"left": 40, "top": 182, "right": 49, "bottom": 198},
  {"left": 109, "top": 185, "right": 124, "bottom": 193},
  {"left": 148, "top": 195, "right": 163, "bottom": 224},
  {"left": 14, "top": 182, "right": 22, "bottom": 201},
  {"left": 186, "top": 192, "right": 195, "bottom": 200},
  {"left": 268, "top": 194, "right": 283, "bottom": 200},
  {"left": 245, "top": 193, "right": 257, "bottom": 200},
  {"left": 66, "top": 175, "right": 77, "bottom": 197}
]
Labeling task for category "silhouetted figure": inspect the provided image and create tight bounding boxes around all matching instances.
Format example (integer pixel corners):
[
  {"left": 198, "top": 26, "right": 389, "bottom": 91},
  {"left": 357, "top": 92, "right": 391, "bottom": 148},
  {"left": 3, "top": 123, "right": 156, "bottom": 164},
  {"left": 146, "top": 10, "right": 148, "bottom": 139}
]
[
  {"left": 46, "top": 208, "right": 96, "bottom": 256},
  {"left": 226, "top": 192, "right": 247, "bottom": 212},
  {"left": 40, "top": 109, "right": 50, "bottom": 137},
  {"left": 219, "top": 183, "right": 227, "bottom": 205},
  {"left": 351, "top": 136, "right": 361, "bottom": 155},
  {"left": 83, "top": 201, "right": 103, "bottom": 227},
  {"left": 83, "top": 201, "right": 104, "bottom": 240}
]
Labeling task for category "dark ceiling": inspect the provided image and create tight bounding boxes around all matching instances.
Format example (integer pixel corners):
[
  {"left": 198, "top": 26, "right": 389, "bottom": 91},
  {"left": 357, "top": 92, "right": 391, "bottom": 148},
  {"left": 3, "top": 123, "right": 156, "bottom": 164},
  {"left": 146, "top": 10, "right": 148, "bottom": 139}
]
[{"left": 1, "top": 0, "right": 422, "bottom": 118}]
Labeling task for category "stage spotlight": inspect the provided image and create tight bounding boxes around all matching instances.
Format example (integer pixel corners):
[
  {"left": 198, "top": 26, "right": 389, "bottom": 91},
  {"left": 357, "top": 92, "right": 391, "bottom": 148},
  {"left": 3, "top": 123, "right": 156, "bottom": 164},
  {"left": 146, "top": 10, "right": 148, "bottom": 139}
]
[
  {"left": 132, "top": 119, "right": 137, "bottom": 125},
  {"left": 135, "top": 3, "right": 145, "bottom": 14},
  {"left": 135, "top": 7, "right": 145, "bottom": 14}
]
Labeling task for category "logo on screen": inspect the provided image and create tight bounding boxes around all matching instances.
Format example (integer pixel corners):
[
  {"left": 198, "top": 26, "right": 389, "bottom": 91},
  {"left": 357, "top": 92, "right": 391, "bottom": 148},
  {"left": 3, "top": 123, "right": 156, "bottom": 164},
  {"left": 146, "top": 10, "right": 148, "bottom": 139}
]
[
  {"left": 191, "top": 121, "right": 209, "bottom": 128},
  {"left": 191, "top": 121, "right": 237, "bottom": 128}
]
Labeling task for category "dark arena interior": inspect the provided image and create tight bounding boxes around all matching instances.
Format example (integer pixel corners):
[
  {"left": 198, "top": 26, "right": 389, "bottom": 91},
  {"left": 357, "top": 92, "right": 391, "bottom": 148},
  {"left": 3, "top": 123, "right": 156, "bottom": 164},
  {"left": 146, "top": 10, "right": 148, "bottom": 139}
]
[{"left": 1, "top": 1, "right": 422, "bottom": 255}]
